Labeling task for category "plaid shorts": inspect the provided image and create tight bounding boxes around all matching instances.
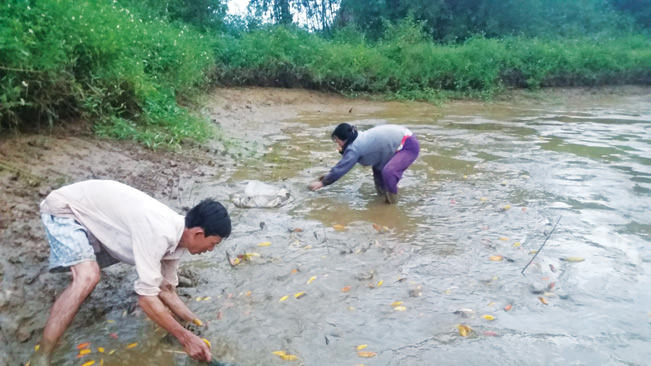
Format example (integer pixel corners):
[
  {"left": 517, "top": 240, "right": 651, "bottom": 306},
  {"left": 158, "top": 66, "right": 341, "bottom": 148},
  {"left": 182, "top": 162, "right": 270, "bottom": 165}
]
[{"left": 41, "top": 214, "right": 119, "bottom": 272}]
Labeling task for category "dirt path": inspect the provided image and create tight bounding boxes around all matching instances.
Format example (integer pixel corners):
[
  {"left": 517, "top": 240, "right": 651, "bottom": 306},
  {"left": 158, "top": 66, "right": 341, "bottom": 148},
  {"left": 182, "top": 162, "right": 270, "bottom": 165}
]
[{"left": 1, "top": 85, "right": 648, "bottom": 365}]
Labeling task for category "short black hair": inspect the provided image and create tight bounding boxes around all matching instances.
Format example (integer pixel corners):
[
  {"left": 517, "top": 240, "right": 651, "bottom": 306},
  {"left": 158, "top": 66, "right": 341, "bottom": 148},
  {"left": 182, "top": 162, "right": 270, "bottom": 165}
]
[
  {"left": 331, "top": 123, "right": 355, "bottom": 142},
  {"left": 185, "top": 199, "right": 231, "bottom": 238}
]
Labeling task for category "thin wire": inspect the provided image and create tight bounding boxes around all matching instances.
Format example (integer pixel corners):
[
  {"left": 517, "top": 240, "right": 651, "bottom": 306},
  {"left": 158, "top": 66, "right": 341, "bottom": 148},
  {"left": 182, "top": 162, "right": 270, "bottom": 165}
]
[{"left": 521, "top": 215, "right": 563, "bottom": 275}]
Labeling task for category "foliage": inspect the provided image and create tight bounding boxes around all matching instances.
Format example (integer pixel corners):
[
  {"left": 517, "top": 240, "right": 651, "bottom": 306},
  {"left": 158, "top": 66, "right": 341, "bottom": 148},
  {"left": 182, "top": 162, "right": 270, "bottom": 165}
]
[
  {"left": 0, "top": 0, "right": 216, "bottom": 147},
  {"left": 119, "top": 0, "right": 228, "bottom": 32},
  {"left": 335, "top": 0, "right": 637, "bottom": 41},
  {"left": 2, "top": 0, "right": 650, "bottom": 146},
  {"left": 212, "top": 25, "right": 651, "bottom": 99}
]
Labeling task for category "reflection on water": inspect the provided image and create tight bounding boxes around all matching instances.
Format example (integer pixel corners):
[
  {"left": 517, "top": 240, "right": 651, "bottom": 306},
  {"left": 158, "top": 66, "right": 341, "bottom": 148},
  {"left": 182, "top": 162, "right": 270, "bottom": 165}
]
[{"left": 55, "top": 92, "right": 651, "bottom": 365}]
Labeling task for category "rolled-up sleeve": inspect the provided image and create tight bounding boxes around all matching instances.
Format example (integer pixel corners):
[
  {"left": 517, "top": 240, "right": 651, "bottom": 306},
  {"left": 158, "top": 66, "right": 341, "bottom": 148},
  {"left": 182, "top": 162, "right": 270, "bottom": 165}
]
[
  {"left": 160, "top": 259, "right": 180, "bottom": 288},
  {"left": 131, "top": 221, "right": 171, "bottom": 296}
]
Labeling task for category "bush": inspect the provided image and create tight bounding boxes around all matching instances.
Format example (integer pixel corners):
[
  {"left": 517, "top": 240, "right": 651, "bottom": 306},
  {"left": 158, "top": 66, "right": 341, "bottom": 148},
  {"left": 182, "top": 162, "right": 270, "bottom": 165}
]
[
  {"left": 0, "top": 0, "right": 216, "bottom": 147},
  {"left": 214, "top": 24, "right": 651, "bottom": 100}
]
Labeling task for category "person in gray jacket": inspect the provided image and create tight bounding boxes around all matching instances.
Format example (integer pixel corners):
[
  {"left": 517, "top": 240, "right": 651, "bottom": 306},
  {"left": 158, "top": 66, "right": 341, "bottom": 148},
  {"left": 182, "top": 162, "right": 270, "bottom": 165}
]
[{"left": 309, "top": 123, "right": 420, "bottom": 203}]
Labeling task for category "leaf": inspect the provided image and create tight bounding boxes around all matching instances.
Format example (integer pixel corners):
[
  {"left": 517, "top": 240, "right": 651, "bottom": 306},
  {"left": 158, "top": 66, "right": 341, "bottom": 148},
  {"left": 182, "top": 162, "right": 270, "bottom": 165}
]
[
  {"left": 457, "top": 324, "right": 472, "bottom": 337},
  {"left": 242, "top": 252, "right": 260, "bottom": 261},
  {"left": 481, "top": 314, "right": 495, "bottom": 320},
  {"left": 341, "top": 286, "right": 351, "bottom": 292},
  {"left": 202, "top": 296, "right": 211, "bottom": 301},
  {"left": 246, "top": 291, "right": 253, "bottom": 296},
  {"left": 333, "top": 224, "right": 346, "bottom": 231},
  {"left": 372, "top": 224, "right": 389, "bottom": 233},
  {"left": 538, "top": 296, "right": 548, "bottom": 305},
  {"left": 393, "top": 306, "right": 407, "bottom": 311},
  {"left": 358, "top": 351, "right": 376, "bottom": 358},
  {"left": 202, "top": 338, "right": 211, "bottom": 348},
  {"left": 108, "top": 350, "right": 115, "bottom": 355},
  {"left": 561, "top": 257, "right": 585, "bottom": 262},
  {"left": 513, "top": 242, "right": 521, "bottom": 247},
  {"left": 294, "top": 292, "right": 306, "bottom": 299},
  {"left": 390, "top": 301, "right": 403, "bottom": 306},
  {"left": 291, "top": 269, "right": 299, "bottom": 274},
  {"left": 193, "top": 318, "right": 204, "bottom": 326},
  {"left": 272, "top": 351, "right": 287, "bottom": 356},
  {"left": 34, "top": 344, "right": 40, "bottom": 352},
  {"left": 489, "top": 255, "right": 503, "bottom": 261},
  {"left": 77, "top": 342, "right": 91, "bottom": 350},
  {"left": 499, "top": 237, "right": 509, "bottom": 241},
  {"left": 97, "top": 347, "right": 104, "bottom": 353},
  {"left": 377, "top": 280, "right": 383, "bottom": 287},
  {"left": 258, "top": 242, "right": 271, "bottom": 247},
  {"left": 77, "top": 349, "right": 91, "bottom": 358},
  {"left": 504, "top": 304, "right": 512, "bottom": 311},
  {"left": 126, "top": 343, "right": 138, "bottom": 349},
  {"left": 356, "top": 344, "right": 368, "bottom": 350},
  {"left": 81, "top": 361, "right": 95, "bottom": 366},
  {"left": 290, "top": 228, "right": 303, "bottom": 232},
  {"left": 280, "top": 354, "right": 299, "bottom": 361},
  {"left": 279, "top": 295, "right": 289, "bottom": 302},
  {"left": 502, "top": 205, "right": 511, "bottom": 210},
  {"left": 307, "top": 276, "right": 317, "bottom": 284}
]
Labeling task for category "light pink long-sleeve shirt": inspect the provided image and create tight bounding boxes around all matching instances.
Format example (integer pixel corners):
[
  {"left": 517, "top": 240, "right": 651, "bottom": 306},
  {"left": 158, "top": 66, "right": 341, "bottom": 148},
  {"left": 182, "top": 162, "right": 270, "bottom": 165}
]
[{"left": 40, "top": 180, "right": 186, "bottom": 296}]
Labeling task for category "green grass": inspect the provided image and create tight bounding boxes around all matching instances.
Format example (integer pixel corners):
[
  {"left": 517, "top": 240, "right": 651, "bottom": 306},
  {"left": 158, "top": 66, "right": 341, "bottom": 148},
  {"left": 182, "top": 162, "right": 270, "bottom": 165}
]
[
  {"left": 214, "top": 27, "right": 651, "bottom": 100},
  {"left": 1, "top": 0, "right": 216, "bottom": 147}
]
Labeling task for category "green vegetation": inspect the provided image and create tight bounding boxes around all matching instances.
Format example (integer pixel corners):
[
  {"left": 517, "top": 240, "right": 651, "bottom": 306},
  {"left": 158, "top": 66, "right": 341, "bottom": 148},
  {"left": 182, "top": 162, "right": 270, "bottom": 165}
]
[
  {"left": 1, "top": 0, "right": 215, "bottom": 147},
  {"left": 215, "top": 25, "right": 651, "bottom": 100},
  {"left": 1, "top": 0, "right": 649, "bottom": 145}
]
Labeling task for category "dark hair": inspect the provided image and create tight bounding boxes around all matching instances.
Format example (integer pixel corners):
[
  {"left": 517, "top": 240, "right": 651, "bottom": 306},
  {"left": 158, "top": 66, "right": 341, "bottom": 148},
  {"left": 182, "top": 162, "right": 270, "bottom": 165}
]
[
  {"left": 185, "top": 199, "right": 231, "bottom": 238},
  {"left": 331, "top": 123, "right": 358, "bottom": 154}
]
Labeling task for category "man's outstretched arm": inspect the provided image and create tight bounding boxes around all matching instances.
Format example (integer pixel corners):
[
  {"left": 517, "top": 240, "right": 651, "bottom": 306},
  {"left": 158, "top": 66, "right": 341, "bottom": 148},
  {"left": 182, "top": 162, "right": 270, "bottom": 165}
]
[
  {"left": 157, "top": 283, "right": 200, "bottom": 324},
  {"left": 138, "top": 295, "right": 211, "bottom": 361}
]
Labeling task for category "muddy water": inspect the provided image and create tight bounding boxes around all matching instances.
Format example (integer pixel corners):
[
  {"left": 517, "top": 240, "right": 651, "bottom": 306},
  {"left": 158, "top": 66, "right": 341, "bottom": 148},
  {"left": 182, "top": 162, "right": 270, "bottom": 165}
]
[{"left": 49, "top": 92, "right": 651, "bottom": 366}]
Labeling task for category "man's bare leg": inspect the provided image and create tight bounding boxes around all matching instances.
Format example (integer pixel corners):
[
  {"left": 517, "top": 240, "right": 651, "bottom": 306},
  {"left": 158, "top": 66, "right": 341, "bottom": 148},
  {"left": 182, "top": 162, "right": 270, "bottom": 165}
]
[{"left": 30, "top": 261, "right": 100, "bottom": 366}]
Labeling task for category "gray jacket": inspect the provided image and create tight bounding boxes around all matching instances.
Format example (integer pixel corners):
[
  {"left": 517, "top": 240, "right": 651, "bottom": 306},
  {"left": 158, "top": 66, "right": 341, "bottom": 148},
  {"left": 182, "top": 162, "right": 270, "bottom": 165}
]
[{"left": 322, "top": 124, "right": 409, "bottom": 185}]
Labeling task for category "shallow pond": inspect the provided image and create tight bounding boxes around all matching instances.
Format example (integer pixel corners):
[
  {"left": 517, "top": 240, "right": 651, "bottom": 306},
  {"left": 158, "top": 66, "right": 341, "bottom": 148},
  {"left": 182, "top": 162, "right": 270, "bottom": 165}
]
[{"left": 50, "top": 91, "right": 651, "bottom": 366}]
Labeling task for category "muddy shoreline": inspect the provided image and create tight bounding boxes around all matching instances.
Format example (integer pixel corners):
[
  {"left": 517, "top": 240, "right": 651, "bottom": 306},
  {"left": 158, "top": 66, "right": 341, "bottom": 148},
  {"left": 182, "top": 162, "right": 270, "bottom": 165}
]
[{"left": 1, "top": 85, "right": 649, "bottom": 365}]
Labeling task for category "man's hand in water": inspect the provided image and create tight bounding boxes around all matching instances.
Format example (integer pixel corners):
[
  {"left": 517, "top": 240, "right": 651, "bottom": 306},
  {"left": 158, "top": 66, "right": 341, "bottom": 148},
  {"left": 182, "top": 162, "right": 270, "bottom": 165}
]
[
  {"left": 308, "top": 181, "right": 324, "bottom": 191},
  {"left": 180, "top": 331, "right": 212, "bottom": 362}
]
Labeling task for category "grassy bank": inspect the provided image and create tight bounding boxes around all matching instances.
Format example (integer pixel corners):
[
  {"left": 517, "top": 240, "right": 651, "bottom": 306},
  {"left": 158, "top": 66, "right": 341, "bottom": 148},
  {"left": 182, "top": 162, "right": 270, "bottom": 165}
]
[
  {"left": 0, "top": 0, "right": 216, "bottom": 147},
  {"left": 215, "top": 26, "right": 651, "bottom": 100},
  {"left": 1, "top": 2, "right": 649, "bottom": 145}
]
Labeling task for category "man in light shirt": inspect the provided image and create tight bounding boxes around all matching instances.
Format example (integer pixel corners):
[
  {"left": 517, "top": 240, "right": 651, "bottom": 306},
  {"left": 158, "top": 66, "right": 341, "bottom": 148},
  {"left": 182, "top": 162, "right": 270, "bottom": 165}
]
[{"left": 30, "top": 180, "right": 231, "bottom": 365}]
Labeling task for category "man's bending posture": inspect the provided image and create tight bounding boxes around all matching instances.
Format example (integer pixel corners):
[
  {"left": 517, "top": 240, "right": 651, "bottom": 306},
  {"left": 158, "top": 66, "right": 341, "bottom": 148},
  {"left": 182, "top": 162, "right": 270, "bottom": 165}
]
[{"left": 30, "top": 180, "right": 231, "bottom": 365}]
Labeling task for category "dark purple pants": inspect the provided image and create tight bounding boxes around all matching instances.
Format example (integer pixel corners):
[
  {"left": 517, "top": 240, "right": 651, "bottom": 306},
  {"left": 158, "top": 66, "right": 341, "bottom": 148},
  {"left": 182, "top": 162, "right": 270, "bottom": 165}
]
[{"left": 374, "top": 135, "right": 420, "bottom": 194}]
